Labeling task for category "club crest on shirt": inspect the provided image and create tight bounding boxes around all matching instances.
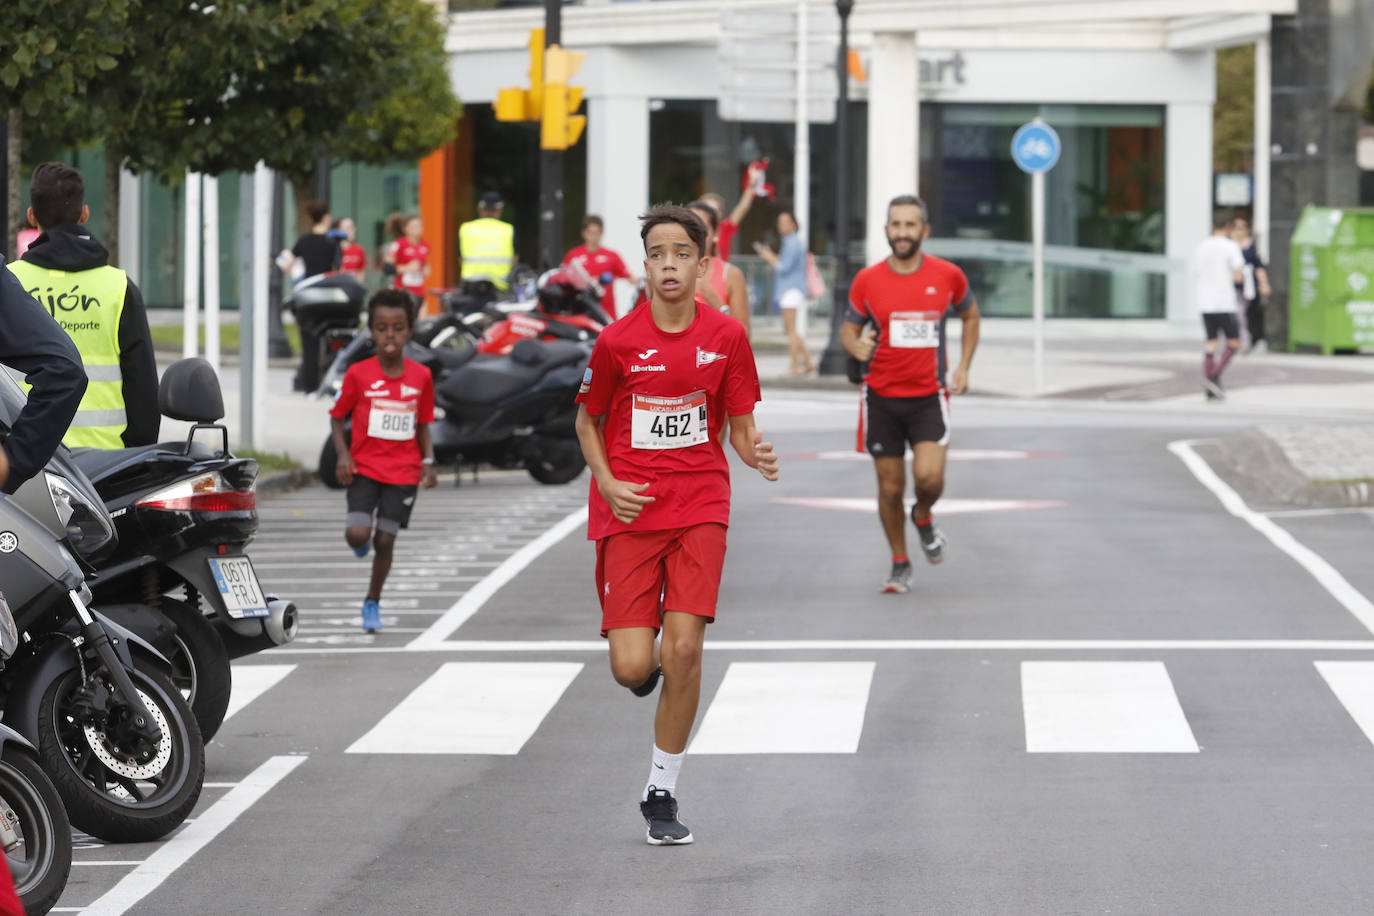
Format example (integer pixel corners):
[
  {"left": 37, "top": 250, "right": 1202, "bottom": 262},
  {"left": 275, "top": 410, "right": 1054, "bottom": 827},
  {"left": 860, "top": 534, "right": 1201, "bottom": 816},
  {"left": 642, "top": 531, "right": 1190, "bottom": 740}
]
[
  {"left": 696, "top": 347, "right": 727, "bottom": 368},
  {"left": 401, "top": 384, "right": 422, "bottom": 398}
]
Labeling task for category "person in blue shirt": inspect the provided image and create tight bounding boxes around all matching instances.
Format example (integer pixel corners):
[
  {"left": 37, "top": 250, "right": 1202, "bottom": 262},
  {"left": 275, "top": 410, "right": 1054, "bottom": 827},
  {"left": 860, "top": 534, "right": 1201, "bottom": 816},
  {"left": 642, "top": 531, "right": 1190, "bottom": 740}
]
[{"left": 753, "top": 208, "right": 814, "bottom": 375}]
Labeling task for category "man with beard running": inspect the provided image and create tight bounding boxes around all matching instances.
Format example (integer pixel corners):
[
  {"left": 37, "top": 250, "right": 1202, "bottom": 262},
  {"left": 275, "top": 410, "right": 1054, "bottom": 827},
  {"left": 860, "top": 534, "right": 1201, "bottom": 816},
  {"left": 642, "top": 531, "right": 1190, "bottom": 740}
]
[{"left": 840, "top": 195, "right": 980, "bottom": 593}]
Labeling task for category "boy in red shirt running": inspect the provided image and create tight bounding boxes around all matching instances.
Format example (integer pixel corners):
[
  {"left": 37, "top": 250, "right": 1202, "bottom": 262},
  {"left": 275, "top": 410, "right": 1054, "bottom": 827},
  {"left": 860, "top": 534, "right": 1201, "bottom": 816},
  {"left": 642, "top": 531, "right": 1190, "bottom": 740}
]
[
  {"left": 574, "top": 203, "right": 780, "bottom": 846},
  {"left": 841, "top": 195, "right": 981, "bottom": 594},
  {"left": 329, "top": 289, "right": 438, "bottom": 632},
  {"left": 563, "top": 214, "right": 635, "bottom": 319}
]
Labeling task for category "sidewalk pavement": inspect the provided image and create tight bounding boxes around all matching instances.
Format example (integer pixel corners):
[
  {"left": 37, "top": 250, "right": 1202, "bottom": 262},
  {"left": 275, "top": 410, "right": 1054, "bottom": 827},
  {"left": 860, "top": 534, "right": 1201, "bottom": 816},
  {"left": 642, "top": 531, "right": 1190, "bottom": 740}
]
[{"left": 155, "top": 315, "right": 1373, "bottom": 471}]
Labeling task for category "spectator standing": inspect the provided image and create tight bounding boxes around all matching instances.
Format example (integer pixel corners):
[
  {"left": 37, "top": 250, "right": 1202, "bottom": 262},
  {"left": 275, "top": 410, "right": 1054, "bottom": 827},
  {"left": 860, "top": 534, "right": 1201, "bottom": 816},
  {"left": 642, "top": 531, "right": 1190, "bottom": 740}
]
[
  {"left": 753, "top": 208, "right": 814, "bottom": 375},
  {"left": 1230, "top": 216, "right": 1270, "bottom": 352},
  {"left": 563, "top": 215, "right": 634, "bottom": 319},
  {"left": 699, "top": 161, "right": 766, "bottom": 262},
  {"left": 1191, "top": 211, "right": 1245, "bottom": 400},
  {"left": 280, "top": 200, "right": 341, "bottom": 281},
  {"left": 459, "top": 191, "right": 515, "bottom": 290},
  {"left": 334, "top": 217, "right": 367, "bottom": 284}
]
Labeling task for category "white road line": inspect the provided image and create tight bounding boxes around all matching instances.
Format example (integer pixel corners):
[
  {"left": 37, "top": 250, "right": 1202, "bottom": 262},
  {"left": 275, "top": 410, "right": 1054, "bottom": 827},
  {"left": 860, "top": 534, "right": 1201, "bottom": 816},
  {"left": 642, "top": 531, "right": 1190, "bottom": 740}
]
[
  {"left": 1169, "top": 440, "right": 1374, "bottom": 635},
  {"left": 1264, "top": 507, "right": 1374, "bottom": 519},
  {"left": 223, "top": 665, "right": 295, "bottom": 722},
  {"left": 408, "top": 507, "right": 589, "bottom": 649},
  {"left": 72, "top": 861, "right": 144, "bottom": 867},
  {"left": 81, "top": 755, "right": 308, "bottom": 916},
  {"left": 688, "top": 661, "right": 875, "bottom": 754},
  {"left": 269, "top": 638, "right": 1374, "bottom": 656},
  {"left": 1316, "top": 661, "right": 1374, "bottom": 746},
  {"left": 1022, "top": 661, "right": 1199, "bottom": 753},
  {"left": 772, "top": 497, "right": 1065, "bottom": 515},
  {"left": 346, "top": 662, "right": 583, "bottom": 754}
]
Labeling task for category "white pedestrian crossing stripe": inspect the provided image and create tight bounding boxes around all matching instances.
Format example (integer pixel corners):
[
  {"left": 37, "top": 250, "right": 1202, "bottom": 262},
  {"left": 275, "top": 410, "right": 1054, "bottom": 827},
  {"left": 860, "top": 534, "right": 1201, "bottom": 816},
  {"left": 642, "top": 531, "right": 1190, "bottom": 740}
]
[
  {"left": 346, "top": 662, "right": 583, "bottom": 755},
  {"left": 1021, "top": 661, "right": 1199, "bottom": 753},
  {"left": 688, "top": 661, "right": 876, "bottom": 754},
  {"left": 1315, "top": 661, "right": 1374, "bottom": 746},
  {"left": 224, "top": 664, "right": 296, "bottom": 723}
]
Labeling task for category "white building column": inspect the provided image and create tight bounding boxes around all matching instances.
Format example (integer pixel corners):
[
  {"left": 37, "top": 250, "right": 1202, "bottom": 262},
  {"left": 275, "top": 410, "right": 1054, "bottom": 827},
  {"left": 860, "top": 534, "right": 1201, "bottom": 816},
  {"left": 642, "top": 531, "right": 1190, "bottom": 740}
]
[
  {"left": 587, "top": 93, "right": 649, "bottom": 274},
  {"left": 865, "top": 31, "right": 919, "bottom": 265},
  {"left": 1164, "top": 101, "right": 1213, "bottom": 325},
  {"left": 1253, "top": 34, "right": 1271, "bottom": 261}
]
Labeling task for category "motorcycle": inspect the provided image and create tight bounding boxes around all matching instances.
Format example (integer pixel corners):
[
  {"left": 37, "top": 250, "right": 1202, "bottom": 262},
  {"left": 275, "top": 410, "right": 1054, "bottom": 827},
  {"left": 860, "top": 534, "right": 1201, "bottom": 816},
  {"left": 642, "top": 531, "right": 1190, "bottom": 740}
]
[
  {"left": 474, "top": 264, "right": 611, "bottom": 356},
  {"left": 0, "top": 596, "right": 72, "bottom": 916},
  {"left": 70, "top": 358, "right": 299, "bottom": 741},
  {"left": 284, "top": 272, "right": 367, "bottom": 393},
  {"left": 0, "top": 374, "right": 205, "bottom": 844}
]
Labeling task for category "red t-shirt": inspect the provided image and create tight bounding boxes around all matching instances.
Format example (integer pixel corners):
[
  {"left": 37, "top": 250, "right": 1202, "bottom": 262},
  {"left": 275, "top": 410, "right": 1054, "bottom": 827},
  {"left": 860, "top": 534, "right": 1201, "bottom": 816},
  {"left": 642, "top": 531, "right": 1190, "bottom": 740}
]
[
  {"left": 340, "top": 242, "right": 366, "bottom": 274},
  {"left": 389, "top": 238, "right": 430, "bottom": 298},
  {"left": 329, "top": 356, "right": 435, "bottom": 485},
  {"left": 847, "top": 255, "right": 974, "bottom": 398},
  {"left": 563, "top": 245, "right": 633, "bottom": 318},
  {"left": 717, "top": 218, "right": 739, "bottom": 262},
  {"left": 576, "top": 301, "right": 761, "bottom": 540}
]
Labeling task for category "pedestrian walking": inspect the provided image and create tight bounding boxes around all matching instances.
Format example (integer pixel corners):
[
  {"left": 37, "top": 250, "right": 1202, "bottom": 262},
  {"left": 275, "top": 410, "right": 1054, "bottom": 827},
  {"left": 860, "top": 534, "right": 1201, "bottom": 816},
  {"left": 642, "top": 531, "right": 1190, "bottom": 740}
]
[
  {"left": 1230, "top": 216, "right": 1270, "bottom": 353},
  {"left": 840, "top": 194, "right": 981, "bottom": 594},
  {"left": 384, "top": 214, "right": 431, "bottom": 305},
  {"left": 686, "top": 200, "right": 751, "bottom": 336},
  {"left": 573, "top": 203, "right": 779, "bottom": 846},
  {"left": 328, "top": 289, "right": 438, "bottom": 633},
  {"left": 753, "top": 208, "right": 814, "bottom": 375},
  {"left": 333, "top": 216, "right": 367, "bottom": 284},
  {"left": 563, "top": 215, "right": 634, "bottom": 319},
  {"left": 1191, "top": 211, "right": 1245, "bottom": 400},
  {"left": 8, "top": 161, "right": 159, "bottom": 449}
]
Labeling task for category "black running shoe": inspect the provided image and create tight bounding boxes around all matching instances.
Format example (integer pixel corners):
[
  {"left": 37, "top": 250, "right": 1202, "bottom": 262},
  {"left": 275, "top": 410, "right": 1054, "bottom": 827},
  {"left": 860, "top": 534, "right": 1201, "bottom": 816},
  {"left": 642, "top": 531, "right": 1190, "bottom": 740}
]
[
  {"left": 640, "top": 788, "right": 693, "bottom": 846},
  {"left": 916, "top": 521, "right": 947, "bottom": 565},
  {"left": 882, "top": 560, "right": 913, "bottom": 594},
  {"left": 630, "top": 666, "right": 662, "bottom": 697}
]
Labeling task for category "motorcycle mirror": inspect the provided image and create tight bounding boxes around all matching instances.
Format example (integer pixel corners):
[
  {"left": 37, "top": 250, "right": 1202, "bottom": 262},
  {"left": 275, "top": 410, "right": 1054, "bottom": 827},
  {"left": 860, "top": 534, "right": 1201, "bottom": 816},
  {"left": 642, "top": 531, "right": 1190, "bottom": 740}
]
[{"left": 159, "top": 358, "right": 225, "bottom": 423}]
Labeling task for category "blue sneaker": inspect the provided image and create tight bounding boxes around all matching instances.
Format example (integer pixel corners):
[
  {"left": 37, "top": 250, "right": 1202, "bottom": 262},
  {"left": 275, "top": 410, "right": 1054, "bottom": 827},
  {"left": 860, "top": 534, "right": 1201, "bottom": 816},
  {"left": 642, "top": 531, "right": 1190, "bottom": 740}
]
[
  {"left": 353, "top": 541, "right": 371, "bottom": 559},
  {"left": 361, "top": 599, "right": 382, "bottom": 633}
]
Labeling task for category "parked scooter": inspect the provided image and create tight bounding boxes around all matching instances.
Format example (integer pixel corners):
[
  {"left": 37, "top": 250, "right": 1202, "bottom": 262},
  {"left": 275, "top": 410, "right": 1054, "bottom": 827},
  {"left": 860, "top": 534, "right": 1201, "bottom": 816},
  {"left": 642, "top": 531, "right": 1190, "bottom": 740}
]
[
  {"left": 70, "top": 358, "right": 298, "bottom": 741},
  {"left": 0, "top": 596, "right": 72, "bottom": 916},
  {"left": 0, "top": 378, "right": 204, "bottom": 842},
  {"left": 284, "top": 272, "right": 367, "bottom": 393}
]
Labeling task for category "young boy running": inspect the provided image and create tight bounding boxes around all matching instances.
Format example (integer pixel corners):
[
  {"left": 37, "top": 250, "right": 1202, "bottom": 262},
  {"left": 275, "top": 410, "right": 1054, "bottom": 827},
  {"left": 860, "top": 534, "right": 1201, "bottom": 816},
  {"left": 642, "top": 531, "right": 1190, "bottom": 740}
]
[
  {"left": 574, "top": 204, "right": 780, "bottom": 846},
  {"left": 329, "top": 289, "right": 438, "bottom": 632}
]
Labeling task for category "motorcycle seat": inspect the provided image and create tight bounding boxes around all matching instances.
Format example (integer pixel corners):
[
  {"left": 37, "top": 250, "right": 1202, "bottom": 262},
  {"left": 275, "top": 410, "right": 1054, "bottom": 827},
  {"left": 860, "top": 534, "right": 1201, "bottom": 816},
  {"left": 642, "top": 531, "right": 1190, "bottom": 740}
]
[{"left": 437, "top": 340, "right": 585, "bottom": 406}]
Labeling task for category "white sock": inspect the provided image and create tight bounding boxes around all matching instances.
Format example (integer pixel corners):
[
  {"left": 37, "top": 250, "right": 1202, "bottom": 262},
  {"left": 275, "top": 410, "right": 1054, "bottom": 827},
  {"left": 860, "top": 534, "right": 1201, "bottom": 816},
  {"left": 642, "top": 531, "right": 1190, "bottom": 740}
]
[{"left": 643, "top": 745, "right": 684, "bottom": 801}]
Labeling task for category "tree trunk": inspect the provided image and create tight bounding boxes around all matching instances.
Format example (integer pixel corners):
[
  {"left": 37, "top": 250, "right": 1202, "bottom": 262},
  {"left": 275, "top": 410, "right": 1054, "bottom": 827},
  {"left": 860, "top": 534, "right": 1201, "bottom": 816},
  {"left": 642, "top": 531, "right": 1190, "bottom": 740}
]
[
  {"left": 5, "top": 109, "right": 20, "bottom": 261},
  {"left": 289, "top": 172, "right": 316, "bottom": 238},
  {"left": 105, "top": 153, "right": 121, "bottom": 266}
]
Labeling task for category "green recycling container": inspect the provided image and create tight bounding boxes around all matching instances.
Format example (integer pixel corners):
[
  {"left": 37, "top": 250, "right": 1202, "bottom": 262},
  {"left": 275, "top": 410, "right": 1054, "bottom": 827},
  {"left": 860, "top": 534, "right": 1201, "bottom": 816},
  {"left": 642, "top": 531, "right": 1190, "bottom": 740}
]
[{"left": 1289, "top": 206, "right": 1374, "bottom": 353}]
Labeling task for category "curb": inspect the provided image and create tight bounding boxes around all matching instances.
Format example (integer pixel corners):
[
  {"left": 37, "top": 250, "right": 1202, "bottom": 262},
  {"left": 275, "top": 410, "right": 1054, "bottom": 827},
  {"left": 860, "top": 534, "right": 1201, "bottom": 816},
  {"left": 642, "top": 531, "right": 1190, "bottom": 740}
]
[
  {"left": 256, "top": 467, "right": 318, "bottom": 497},
  {"left": 1202, "top": 428, "right": 1374, "bottom": 509}
]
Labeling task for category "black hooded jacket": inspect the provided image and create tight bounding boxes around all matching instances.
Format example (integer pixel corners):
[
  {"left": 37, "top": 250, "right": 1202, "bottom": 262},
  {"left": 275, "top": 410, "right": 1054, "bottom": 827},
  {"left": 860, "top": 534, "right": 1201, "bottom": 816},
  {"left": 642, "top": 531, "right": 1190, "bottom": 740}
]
[
  {"left": 21, "top": 224, "right": 159, "bottom": 447},
  {"left": 0, "top": 255, "right": 87, "bottom": 493}
]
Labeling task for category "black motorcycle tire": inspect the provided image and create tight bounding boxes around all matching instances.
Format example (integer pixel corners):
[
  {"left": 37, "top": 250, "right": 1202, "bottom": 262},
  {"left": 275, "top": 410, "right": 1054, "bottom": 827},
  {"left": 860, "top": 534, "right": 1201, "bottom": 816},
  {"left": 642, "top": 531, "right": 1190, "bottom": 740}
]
[
  {"left": 318, "top": 435, "right": 344, "bottom": 490},
  {"left": 527, "top": 450, "right": 586, "bottom": 486},
  {"left": 0, "top": 745, "right": 71, "bottom": 916},
  {"left": 157, "top": 598, "right": 232, "bottom": 742},
  {"left": 38, "top": 663, "right": 204, "bottom": 843}
]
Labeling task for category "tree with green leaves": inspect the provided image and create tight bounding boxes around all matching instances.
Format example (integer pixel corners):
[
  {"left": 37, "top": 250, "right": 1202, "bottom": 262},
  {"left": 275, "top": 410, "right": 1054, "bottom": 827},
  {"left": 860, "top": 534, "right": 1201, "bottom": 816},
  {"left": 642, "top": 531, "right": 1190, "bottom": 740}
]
[
  {"left": 1215, "top": 46, "right": 1255, "bottom": 174},
  {"left": 0, "top": 0, "right": 132, "bottom": 256}
]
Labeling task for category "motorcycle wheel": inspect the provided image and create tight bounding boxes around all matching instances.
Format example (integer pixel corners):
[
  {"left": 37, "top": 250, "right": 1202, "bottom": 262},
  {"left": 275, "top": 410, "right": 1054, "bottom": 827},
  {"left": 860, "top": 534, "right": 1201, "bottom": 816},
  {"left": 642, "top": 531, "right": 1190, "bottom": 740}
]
[
  {"left": 527, "top": 449, "right": 586, "bottom": 486},
  {"left": 38, "top": 663, "right": 204, "bottom": 843},
  {"left": 0, "top": 745, "right": 71, "bottom": 916},
  {"left": 318, "top": 435, "right": 344, "bottom": 490},
  {"left": 158, "top": 598, "right": 232, "bottom": 742}
]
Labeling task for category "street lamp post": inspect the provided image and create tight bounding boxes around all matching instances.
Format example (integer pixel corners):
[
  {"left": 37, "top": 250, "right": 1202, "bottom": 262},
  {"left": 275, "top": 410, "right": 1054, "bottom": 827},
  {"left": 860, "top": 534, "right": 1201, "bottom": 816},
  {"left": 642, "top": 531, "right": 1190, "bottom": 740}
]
[{"left": 818, "top": 0, "right": 855, "bottom": 375}]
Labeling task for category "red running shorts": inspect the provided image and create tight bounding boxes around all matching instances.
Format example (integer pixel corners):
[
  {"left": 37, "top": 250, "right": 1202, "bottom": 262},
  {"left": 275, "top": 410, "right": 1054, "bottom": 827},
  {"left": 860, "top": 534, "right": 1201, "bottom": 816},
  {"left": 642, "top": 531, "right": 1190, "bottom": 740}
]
[{"left": 594, "top": 523, "right": 728, "bottom": 637}]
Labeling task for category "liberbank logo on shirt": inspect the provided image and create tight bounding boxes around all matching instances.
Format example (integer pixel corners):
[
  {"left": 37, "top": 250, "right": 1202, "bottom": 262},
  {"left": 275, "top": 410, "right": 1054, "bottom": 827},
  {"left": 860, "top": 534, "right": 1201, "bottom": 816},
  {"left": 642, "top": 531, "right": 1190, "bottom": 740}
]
[{"left": 631, "top": 363, "right": 666, "bottom": 372}]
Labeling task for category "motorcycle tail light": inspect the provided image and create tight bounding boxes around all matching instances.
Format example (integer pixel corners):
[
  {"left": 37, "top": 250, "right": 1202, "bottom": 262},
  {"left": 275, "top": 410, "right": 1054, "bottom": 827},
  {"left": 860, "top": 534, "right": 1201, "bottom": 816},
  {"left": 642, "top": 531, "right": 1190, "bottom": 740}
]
[{"left": 136, "top": 472, "right": 256, "bottom": 513}]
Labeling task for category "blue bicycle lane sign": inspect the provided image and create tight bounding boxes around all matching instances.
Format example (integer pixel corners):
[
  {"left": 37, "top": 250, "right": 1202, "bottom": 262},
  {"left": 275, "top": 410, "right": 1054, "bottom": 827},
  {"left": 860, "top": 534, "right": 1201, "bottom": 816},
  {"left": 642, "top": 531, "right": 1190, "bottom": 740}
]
[{"left": 1011, "top": 120, "right": 1061, "bottom": 174}]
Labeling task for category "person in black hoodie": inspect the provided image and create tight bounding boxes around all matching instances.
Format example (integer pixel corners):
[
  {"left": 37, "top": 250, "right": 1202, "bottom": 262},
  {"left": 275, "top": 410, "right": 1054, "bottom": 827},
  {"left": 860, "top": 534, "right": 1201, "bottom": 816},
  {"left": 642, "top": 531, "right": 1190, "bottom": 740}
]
[{"left": 7, "top": 162, "right": 158, "bottom": 449}]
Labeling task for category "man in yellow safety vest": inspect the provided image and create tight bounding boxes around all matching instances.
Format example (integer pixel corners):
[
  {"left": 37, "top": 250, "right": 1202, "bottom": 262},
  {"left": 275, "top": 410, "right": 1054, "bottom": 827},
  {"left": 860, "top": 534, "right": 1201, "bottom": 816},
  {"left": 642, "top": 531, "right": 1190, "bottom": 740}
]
[
  {"left": 8, "top": 162, "right": 158, "bottom": 449},
  {"left": 458, "top": 190, "right": 516, "bottom": 291}
]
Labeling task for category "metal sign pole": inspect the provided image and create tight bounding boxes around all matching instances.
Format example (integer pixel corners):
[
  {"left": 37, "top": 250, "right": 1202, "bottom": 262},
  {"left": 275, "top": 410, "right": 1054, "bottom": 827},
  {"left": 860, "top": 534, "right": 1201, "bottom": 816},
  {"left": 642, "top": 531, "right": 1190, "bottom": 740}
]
[
  {"left": 793, "top": 0, "right": 809, "bottom": 241},
  {"left": 238, "top": 171, "right": 256, "bottom": 450},
  {"left": 1032, "top": 168, "right": 1045, "bottom": 396},
  {"left": 182, "top": 172, "right": 201, "bottom": 359}
]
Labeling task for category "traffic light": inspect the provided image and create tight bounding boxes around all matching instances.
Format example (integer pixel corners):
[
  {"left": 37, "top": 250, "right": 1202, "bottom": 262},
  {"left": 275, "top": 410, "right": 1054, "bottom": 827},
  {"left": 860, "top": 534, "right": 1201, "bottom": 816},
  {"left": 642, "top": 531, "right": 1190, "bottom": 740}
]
[
  {"left": 541, "top": 46, "right": 586, "bottom": 151},
  {"left": 494, "top": 28, "right": 545, "bottom": 122}
]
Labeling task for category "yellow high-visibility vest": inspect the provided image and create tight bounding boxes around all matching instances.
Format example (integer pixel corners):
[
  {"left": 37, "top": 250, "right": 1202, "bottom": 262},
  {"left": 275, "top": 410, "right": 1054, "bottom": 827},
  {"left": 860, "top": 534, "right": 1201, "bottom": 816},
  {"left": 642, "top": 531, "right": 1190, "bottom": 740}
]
[
  {"left": 7, "top": 260, "right": 129, "bottom": 449},
  {"left": 458, "top": 218, "right": 515, "bottom": 290}
]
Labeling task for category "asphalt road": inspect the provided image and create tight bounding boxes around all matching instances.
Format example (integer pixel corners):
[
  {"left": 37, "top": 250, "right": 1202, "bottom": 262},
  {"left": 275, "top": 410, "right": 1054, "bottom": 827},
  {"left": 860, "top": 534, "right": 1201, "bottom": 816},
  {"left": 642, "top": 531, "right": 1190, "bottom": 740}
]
[{"left": 50, "top": 392, "right": 1374, "bottom": 915}]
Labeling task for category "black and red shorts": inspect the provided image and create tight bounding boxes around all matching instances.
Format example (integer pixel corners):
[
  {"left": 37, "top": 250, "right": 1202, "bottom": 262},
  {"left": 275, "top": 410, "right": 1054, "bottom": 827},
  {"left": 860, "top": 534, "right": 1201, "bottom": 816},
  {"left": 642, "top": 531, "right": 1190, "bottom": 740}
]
[
  {"left": 594, "top": 523, "right": 728, "bottom": 637},
  {"left": 859, "top": 386, "right": 950, "bottom": 456}
]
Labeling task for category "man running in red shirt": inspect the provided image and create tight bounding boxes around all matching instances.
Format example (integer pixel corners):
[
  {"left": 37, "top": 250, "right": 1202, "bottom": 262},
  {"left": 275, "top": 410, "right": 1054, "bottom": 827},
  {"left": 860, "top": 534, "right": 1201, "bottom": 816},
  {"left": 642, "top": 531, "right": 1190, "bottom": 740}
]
[
  {"left": 575, "top": 203, "right": 779, "bottom": 846},
  {"left": 329, "top": 289, "right": 438, "bottom": 632},
  {"left": 563, "top": 214, "right": 634, "bottom": 319},
  {"left": 841, "top": 195, "right": 980, "bottom": 594}
]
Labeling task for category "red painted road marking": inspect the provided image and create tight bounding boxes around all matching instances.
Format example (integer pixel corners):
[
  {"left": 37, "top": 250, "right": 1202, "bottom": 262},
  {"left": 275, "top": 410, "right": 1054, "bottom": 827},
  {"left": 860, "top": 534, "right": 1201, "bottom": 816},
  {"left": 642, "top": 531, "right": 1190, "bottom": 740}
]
[
  {"left": 771, "top": 497, "right": 1065, "bottom": 514},
  {"left": 785, "top": 449, "right": 1064, "bottom": 461}
]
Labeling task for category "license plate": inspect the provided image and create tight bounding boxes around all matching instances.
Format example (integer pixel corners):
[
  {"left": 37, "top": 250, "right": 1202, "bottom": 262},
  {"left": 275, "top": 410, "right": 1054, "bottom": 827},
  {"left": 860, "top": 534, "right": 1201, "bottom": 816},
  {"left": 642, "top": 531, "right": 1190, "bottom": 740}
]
[{"left": 208, "top": 556, "right": 269, "bottom": 619}]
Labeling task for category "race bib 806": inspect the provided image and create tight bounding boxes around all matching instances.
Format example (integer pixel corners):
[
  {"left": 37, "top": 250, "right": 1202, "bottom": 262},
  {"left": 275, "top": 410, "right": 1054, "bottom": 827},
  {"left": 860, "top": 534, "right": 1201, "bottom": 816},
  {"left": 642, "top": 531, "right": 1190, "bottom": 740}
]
[
  {"left": 368, "top": 398, "right": 417, "bottom": 441},
  {"left": 631, "top": 391, "right": 708, "bottom": 450}
]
